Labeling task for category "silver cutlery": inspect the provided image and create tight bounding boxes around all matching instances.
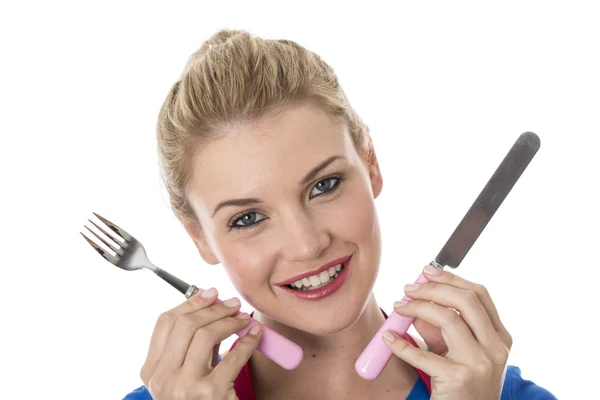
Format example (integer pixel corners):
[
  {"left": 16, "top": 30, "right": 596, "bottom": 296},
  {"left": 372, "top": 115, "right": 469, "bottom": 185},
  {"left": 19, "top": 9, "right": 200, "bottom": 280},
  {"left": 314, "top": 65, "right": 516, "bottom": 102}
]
[{"left": 81, "top": 212, "right": 303, "bottom": 370}]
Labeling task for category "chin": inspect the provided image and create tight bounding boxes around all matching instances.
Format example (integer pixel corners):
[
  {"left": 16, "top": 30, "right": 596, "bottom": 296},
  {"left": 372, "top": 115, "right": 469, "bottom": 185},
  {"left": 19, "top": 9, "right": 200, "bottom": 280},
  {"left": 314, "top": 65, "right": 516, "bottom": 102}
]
[{"left": 294, "top": 300, "right": 373, "bottom": 336}]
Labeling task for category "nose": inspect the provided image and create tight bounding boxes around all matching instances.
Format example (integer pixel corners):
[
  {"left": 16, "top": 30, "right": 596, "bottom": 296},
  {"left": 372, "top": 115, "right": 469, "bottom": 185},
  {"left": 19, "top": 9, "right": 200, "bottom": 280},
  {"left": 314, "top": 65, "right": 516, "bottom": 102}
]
[{"left": 279, "top": 211, "right": 330, "bottom": 263}]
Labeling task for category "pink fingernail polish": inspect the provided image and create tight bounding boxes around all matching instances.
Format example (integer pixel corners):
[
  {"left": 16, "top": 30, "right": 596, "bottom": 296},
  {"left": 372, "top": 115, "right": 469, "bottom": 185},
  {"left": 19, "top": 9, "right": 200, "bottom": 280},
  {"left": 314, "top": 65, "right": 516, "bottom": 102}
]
[
  {"left": 249, "top": 324, "right": 261, "bottom": 335},
  {"left": 424, "top": 264, "right": 442, "bottom": 275},
  {"left": 223, "top": 297, "right": 241, "bottom": 308},
  {"left": 404, "top": 284, "right": 420, "bottom": 292},
  {"left": 200, "top": 287, "right": 217, "bottom": 298},
  {"left": 382, "top": 330, "right": 397, "bottom": 342},
  {"left": 394, "top": 300, "right": 407, "bottom": 308}
]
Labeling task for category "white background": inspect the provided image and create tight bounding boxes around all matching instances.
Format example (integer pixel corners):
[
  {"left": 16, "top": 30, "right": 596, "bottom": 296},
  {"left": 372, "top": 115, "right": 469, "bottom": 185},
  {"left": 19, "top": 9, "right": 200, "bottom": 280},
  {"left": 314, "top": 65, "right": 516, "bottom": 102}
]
[{"left": 1, "top": 1, "right": 598, "bottom": 399}]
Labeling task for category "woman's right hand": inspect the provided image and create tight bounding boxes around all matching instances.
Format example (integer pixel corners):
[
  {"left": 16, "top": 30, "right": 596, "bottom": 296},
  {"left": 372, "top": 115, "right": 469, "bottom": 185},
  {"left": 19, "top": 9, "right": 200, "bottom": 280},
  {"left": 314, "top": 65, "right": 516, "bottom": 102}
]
[{"left": 140, "top": 287, "right": 261, "bottom": 400}]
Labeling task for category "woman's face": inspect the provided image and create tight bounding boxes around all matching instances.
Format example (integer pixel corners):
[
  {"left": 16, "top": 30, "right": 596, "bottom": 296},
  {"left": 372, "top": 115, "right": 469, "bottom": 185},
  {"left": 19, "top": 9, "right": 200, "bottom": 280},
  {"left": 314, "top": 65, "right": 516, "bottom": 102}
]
[{"left": 186, "top": 102, "right": 383, "bottom": 335}]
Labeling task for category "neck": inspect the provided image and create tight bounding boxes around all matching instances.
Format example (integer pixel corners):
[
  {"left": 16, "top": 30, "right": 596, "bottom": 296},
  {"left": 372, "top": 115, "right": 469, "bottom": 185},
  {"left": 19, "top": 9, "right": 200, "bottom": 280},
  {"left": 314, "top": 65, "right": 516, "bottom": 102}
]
[{"left": 250, "top": 293, "right": 418, "bottom": 398}]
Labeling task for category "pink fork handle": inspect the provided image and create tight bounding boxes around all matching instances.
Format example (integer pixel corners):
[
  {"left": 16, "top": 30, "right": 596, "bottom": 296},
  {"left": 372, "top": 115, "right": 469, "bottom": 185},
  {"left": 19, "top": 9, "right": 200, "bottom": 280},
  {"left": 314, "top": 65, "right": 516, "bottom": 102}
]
[
  {"left": 235, "top": 318, "right": 303, "bottom": 370},
  {"left": 354, "top": 273, "right": 431, "bottom": 380},
  {"left": 212, "top": 297, "right": 304, "bottom": 370}
]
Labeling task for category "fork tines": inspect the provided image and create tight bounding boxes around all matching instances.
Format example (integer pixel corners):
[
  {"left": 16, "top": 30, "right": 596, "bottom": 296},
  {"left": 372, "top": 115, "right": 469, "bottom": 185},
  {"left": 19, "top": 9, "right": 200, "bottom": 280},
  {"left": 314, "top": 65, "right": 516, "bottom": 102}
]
[
  {"left": 80, "top": 212, "right": 132, "bottom": 265},
  {"left": 92, "top": 212, "right": 132, "bottom": 242}
]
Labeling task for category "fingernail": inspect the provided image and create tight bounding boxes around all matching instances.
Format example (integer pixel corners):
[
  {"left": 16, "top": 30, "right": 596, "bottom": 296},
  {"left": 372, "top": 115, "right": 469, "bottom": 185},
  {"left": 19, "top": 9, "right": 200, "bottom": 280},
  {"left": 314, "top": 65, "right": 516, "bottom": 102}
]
[
  {"left": 382, "top": 330, "right": 397, "bottom": 342},
  {"left": 249, "top": 324, "right": 261, "bottom": 335},
  {"left": 236, "top": 312, "right": 250, "bottom": 319},
  {"left": 200, "top": 287, "right": 217, "bottom": 298},
  {"left": 394, "top": 300, "right": 407, "bottom": 308},
  {"left": 424, "top": 264, "right": 442, "bottom": 275},
  {"left": 223, "top": 297, "right": 241, "bottom": 308},
  {"left": 404, "top": 284, "right": 420, "bottom": 292}
]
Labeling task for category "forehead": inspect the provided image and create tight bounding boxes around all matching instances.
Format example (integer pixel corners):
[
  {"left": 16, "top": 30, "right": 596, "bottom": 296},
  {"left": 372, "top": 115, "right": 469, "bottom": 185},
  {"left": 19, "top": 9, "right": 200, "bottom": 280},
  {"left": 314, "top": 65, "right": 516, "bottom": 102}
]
[{"left": 188, "top": 103, "right": 357, "bottom": 205}]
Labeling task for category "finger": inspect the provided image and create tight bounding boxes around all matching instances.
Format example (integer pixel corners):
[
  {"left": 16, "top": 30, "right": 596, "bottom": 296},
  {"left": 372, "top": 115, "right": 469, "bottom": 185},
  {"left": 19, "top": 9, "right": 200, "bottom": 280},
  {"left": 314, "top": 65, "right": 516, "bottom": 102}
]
[
  {"left": 403, "top": 281, "right": 501, "bottom": 351},
  {"left": 154, "top": 295, "right": 243, "bottom": 376},
  {"left": 412, "top": 318, "right": 448, "bottom": 355},
  {"left": 394, "top": 300, "right": 484, "bottom": 363},
  {"left": 142, "top": 288, "right": 218, "bottom": 380},
  {"left": 382, "top": 329, "right": 450, "bottom": 377},
  {"left": 423, "top": 266, "right": 512, "bottom": 348},
  {"left": 211, "top": 324, "right": 262, "bottom": 383},
  {"left": 182, "top": 313, "right": 253, "bottom": 377}
]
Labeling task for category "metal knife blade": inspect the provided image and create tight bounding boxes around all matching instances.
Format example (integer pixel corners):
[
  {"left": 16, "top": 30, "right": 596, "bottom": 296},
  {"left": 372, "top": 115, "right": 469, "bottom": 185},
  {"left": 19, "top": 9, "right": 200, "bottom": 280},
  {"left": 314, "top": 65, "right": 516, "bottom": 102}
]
[
  {"left": 355, "top": 131, "right": 541, "bottom": 380},
  {"left": 435, "top": 131, "right": 541, "bottom": 268}
]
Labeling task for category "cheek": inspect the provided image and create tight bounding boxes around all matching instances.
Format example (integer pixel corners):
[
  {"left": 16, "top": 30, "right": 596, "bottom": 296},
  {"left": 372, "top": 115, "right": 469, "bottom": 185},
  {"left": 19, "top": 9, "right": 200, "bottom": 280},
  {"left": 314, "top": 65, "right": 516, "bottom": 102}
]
[
  {"left": 217, "top": 239, "right": 276, "bottom": 299},
  {"left": 327, "top": 186, "right": 381, "bottom": 246}
]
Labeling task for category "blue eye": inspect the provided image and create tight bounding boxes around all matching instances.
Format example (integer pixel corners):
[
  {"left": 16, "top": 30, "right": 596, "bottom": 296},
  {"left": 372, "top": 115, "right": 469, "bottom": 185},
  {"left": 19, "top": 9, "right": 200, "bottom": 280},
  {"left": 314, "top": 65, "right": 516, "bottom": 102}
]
[
  {"left": 309, "top": 176, "right": 343, "bottom": 198},
  {"left": 228, "top": 175, "right": 344, "bottom": 231},
  {"left": 230, "top": 211, "right": 266, "bottom": 230}
]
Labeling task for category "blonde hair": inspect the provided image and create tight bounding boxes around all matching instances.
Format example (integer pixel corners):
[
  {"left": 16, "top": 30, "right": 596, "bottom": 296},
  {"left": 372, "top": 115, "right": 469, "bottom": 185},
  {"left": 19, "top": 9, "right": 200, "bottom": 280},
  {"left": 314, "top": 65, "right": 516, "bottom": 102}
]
[{"left": 157, "top": 28, "right": 372, "bottom": 227}]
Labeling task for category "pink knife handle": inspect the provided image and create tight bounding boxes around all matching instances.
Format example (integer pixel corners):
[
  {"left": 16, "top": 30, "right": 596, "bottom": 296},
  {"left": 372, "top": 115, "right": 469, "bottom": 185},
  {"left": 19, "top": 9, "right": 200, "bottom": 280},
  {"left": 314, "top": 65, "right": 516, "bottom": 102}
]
[
  {"left": 212, "top": 297, "right": 304, "bottom": 370},
  {"left": 355, "top": 272, "right": 431, "bottom": 380}
]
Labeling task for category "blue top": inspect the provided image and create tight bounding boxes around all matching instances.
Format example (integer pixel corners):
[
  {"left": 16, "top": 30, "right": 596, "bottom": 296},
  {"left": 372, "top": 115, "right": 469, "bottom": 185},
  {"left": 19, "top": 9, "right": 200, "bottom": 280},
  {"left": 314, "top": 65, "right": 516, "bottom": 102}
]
[{"left": 123, "top": 364, "right": 556, "bottom": 399}]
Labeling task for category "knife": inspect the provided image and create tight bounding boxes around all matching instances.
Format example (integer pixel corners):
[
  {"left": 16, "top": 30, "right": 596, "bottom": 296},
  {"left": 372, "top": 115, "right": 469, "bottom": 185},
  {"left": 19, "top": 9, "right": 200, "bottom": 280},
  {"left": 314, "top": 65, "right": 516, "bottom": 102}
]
[{"left": 355, "top": 131, "right": 541, "bottom": 380}]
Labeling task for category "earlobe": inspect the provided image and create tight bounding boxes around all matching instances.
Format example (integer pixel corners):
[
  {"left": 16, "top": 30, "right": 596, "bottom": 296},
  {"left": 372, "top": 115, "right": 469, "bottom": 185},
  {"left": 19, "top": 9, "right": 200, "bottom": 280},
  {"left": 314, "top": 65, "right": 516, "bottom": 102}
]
[{"left": 183, "top": 219, "right": 220, "bottom": 265}]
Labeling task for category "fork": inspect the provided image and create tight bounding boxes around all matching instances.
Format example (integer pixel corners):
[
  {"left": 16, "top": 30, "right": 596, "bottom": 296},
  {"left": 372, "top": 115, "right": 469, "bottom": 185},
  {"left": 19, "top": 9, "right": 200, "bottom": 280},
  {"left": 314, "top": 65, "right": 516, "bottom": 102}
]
[{"left": 81, "top": 212, "right": 303, "bottom": 370}]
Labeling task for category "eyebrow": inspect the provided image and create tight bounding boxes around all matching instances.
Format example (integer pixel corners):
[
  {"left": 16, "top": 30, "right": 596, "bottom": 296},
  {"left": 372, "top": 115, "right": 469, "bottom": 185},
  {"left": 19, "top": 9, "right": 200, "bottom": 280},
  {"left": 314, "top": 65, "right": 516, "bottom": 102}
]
[
  {"left": 212, "top": 198, "right": 263, "bottom": 217},
  {"left": 300, "top": 155, "right": 344, "bottom": 186},
  {"left": 211, "top": 155, "right": 345, "bottom": 217}
]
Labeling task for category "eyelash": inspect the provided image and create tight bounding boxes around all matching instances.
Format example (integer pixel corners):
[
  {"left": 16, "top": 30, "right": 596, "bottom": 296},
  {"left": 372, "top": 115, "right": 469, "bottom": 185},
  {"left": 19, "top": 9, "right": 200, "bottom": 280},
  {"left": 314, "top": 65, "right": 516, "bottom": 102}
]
[{"left": 228, "top": 174, "right": 345, "bottom": 231}]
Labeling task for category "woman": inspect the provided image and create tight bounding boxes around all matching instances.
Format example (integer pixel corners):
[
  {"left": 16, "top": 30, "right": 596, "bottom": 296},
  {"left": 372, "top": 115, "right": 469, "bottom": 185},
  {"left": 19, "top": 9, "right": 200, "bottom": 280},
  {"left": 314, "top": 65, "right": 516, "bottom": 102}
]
[{"left": 124, "top": 29, "right": 556, "bottom": 399}]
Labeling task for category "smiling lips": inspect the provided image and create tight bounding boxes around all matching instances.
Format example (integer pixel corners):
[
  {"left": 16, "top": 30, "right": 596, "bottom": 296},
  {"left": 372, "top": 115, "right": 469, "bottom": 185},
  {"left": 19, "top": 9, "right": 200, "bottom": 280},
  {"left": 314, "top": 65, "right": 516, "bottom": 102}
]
[
  {"left": 277, "top": 255, "right": 352, "bottom": 301},
  {"left": 288, "top": 263, "right": 343, "bottom": 290}
]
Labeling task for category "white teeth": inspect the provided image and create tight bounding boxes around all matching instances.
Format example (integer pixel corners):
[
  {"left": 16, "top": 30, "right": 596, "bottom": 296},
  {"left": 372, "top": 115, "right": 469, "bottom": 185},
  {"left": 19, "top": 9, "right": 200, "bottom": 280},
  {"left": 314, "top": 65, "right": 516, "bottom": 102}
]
[
  {"left": 308, "top": 275, "right": 321, "bottom": 287},
  {"left": 287, "top": 263, "right": 346, "bottom": 291},
  {"left": 319, "top": 270, "right": 330, "bottom": 283}
]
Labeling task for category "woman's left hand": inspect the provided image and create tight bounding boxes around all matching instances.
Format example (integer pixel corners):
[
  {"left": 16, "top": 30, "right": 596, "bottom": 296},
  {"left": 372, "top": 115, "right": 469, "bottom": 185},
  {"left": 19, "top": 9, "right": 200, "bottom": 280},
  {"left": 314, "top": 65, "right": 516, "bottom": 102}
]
[{"left": 383, "top": 265, "right": 513, "bottom": 400}]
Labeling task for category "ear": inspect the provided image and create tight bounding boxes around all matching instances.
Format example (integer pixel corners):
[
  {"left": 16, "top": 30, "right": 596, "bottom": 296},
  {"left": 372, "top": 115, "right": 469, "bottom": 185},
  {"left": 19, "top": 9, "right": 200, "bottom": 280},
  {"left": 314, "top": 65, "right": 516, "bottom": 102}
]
[
  {"left": 182, "top": 219, "right": 220, "bottom": 265},
  {"left": 364, "top": 143, "right": 383, "bottom": 199}
]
